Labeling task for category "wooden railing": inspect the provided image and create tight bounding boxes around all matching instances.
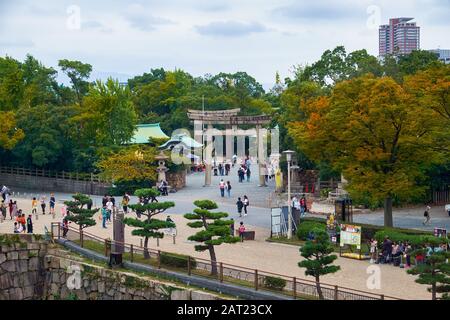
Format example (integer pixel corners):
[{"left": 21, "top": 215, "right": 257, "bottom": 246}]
[
  {"left": 51, "top": 222, "right": 401, "bottom": 301},
  {"left": 0, "top": 166, "right": 107, "bottom": 183}
]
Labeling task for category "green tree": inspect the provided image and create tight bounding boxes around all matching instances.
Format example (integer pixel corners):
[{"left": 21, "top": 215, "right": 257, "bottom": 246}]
[
  {"left": 0, "top": 111, "right": 24, "bottom": 150},
  {"left": 73, "top": 78, "right": 138, "bottom": 148},
  {"left": 184, "top": 200, "right": 240, "bottom": 276},
  {"left": 64, "top": 193, "right": 98, "bottom": 240},
  {"left": 298, "top": 228, "right": 340, "bottom": 300},
  {"left": 124, "top": 188, "right": 175, "bottom": 258},
  {"left": 407, "top": 237, "right": 450, "bottom": 300},
  {"left": 58, "top": 59, "right": 92, "bottom": 106},
  {"left": 0, "top": 56, "right": 24, "bottom": 111}
]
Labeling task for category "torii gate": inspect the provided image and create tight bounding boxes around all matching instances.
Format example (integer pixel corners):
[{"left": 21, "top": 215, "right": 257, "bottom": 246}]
[{"left": 187, "top": 108, "right": 272, "bottom": 187}]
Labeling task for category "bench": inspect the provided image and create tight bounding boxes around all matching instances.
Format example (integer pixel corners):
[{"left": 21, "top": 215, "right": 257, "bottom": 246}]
[{"left": 235, "top": 230, "right": 255, "bottom": 240}]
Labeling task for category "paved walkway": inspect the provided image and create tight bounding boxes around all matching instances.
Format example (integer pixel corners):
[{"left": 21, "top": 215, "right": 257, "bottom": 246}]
[{"left": 0, "top": 168, "right": 434, "bottom": 299}]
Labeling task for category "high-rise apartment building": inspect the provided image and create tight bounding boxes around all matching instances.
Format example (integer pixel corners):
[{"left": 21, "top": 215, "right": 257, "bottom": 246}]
[{"left": 379, "top": 18, "right": 420, "bottom": 57}]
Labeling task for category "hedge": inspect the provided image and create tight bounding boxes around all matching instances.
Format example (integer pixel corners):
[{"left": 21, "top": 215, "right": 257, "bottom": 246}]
[
  {"left": 299, "top": 217, "right": 432, "bottom": 241},
  {"left": 263, "top": 276, "right": 287, "bottom": 291},
  {"left": 374, "top": 230, "right": 448, "bottom": 246},
  {"left": 296, "top": 221, "right": 326, "bottom": 240},
  {"left": 160, "top": 252, "right": 197, "bottom": 269}
]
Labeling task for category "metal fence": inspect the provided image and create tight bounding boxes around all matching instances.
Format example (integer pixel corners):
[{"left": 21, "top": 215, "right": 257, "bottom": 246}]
[{"left": 50, "top": 223, "right": 400, "bottom": 300}]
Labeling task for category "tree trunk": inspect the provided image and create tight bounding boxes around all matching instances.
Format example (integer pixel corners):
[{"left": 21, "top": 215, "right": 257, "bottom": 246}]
[
  {"left": 315, "top": 275, "right": 324, "bottom": 300},
  {"left": 208, "top": 245, "right": 218, "bottom": 276},
  {"left": 384, "top": 197, "right": 393, "bottom": 227},
  {"left": 143, "top": 236, "right": 150, "bottom": 259},
  {"left": 432, "top": 283, "right": 436, "bottom": 300}
]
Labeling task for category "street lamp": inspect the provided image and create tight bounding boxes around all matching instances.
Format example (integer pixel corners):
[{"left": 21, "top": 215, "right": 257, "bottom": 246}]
[{"left": 283, "top": 150, "right": 295, "bottom": 239}]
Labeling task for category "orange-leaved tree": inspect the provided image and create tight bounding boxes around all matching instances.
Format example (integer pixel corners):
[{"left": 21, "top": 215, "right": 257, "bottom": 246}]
[{"left": 288, "top": 75, "right": 442, "bottom": 227}]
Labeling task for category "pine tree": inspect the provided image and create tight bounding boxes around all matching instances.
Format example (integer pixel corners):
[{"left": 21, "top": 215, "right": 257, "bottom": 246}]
[
  {"left": 298, "top": 228, "right": 340, "bottom": 300},
  {"left": 124, "top": 188, "right": 175, "bottom": 259},
  {"left": 184, "top": 200, "right": 240, "bottom": 276},
  {"left": 64, "top": 193, "right": 97, "bottom": 241},
  {"left": 407, "top": 237, "right": 450, "bottom": 300}
]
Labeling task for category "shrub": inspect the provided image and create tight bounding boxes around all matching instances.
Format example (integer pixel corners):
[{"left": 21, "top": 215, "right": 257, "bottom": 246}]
[
  {"left": 264, "top": 276, "right": 287, "bottom": 291},
  {"left": 297, "top": 221, "right": 327, "bottom": 240},
  {"left": 160, "top": 252, "right": 197, "bottom": 269}
]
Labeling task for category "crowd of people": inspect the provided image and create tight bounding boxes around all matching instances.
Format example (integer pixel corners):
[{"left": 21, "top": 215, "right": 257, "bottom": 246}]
[{"left": 369, "top": 235, "right": 447, "bottom": 268}]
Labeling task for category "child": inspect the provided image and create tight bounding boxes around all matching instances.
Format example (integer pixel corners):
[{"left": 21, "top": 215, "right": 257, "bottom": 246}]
[
  {"left": 27, "top": 215, "right": 33, "bottom": 234},
  {"left": 238, "top": 222, "right": 246, "bottom": 242},
  {"left": 14, "top": 222, "right": 20, "bottom": 233},
  {"left": 236, "top": 197, "right": 244, "bottom": 217},
  {"left": 31, "top": 197, "right": 38, "bottom": 214}
]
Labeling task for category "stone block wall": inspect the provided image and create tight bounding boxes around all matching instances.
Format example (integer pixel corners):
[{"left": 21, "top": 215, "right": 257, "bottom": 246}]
[
  {"left": 166, "top": 170, "right": 186, "bottom": 190},
  {"left": 0, "top": 240, "right": 47, "bottom": 299},
  {"left": 0, "top": 235, "right": 221, "bottom": 300}
]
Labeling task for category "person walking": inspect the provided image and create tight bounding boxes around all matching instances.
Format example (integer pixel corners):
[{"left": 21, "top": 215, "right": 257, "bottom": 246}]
[
  {"left": 101, "top": 206, "right": 108, "bottom": 229},
  {"left": 226, "top": 181, "right": 232, "bottom": 198},
  {"left": 423, "top": 206, "right": 431, "bottom": 225},
  {"left": 1, "top": 200, "right": 6, "bottom": 222},
  {"left": 246, "top": 167, "right": 251, "bottom": 182},
  {"left": 12, "top": 201, "right": 18, "bottom": 219},
  {"left": 219, "top": 179, "right": 225, "bottom": 197},
  {"left": 236, "top": 197, "right": 244, "bottom": 217},
  {"left": 404, "top": 241, "right": 412, "bottom": 268},
  {"left": 243, "top": 195, "right": 249, "bottom": 216},
  {"left": 238, "top": 167, "right": 244, "bottom": 183},
  {"left": 62, "top": 218, "right": 69, "bottom": 238},
  {"left": 27, "top": 215, "right": 33, "bottom": 234},
  {"left": 369, "top": 238, "right": 378, "bottom": 264},
  {"left": 49, "top": 193, "right": 56, "bottom": 216},
  {"left": 106, "top": 198, "right": 113, "bottom": 222},
  {"left": 31, "top": 197, "right": 38, "bottom": 215},
  {"left": 8, "top": 199, "right": 13, "bottom": 220},
  {"left": 102, "top": 195, "right": 108, "bottom": 207},
  {"left": 225, "top": 163, "right": 230, "bottom": 176},
  {"left": 122, "top": 194, "right": 129, "bottom": 213},
  {"left": 40, "top": 195, "right": 46, "bottom": 215},
  {"left": 238, "top": 222, "right": 246, "bottom": 242}
]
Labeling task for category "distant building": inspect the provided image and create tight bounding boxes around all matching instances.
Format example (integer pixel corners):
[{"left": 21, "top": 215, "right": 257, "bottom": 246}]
[
  {"left": 428, "top": 49, "right": 450, "bottom": 64},
  {"left": 379, "top": 18, "right": 420, "bottom": 57}
]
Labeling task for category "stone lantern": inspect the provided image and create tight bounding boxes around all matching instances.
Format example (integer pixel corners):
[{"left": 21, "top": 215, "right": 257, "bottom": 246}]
[{"left": 155, "top": 151, "right": 169, "bottom": 182}]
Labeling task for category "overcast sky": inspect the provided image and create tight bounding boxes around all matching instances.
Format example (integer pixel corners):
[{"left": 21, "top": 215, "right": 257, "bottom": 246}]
[{"left": 1, "top": 0, "right": 449, "bottom": 89}]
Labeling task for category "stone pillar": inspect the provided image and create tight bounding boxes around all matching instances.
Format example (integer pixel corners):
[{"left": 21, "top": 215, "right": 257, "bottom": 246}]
[
  {"left": 256, "top": 126, "right": 267, "bottom": 187},
  {"left": 225, "top": 125, "right": 233, "bottom": 163},
  {"left": 193, "top": 120, "right": 203, "bottom": 164},
  {"left": 204, "top": 124, "right": 213, "bottom": 187},
  {"left": 111, "top": 209, "right": 124, "bottom": 267}
]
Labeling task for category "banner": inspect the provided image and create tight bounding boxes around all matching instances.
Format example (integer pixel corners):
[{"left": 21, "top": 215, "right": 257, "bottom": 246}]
[{"left": 340, "top": 224, "right": 362, "bottom": 249}]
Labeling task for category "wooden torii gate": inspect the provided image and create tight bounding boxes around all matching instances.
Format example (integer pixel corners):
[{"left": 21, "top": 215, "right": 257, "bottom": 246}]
[{"left": 187, "top": 108, "right": 271, "bottom": 187}]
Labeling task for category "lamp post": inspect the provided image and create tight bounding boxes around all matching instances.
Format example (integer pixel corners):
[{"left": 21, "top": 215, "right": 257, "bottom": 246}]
[{"left": 283, "top": 150, "right": 295, "bottom": 239}]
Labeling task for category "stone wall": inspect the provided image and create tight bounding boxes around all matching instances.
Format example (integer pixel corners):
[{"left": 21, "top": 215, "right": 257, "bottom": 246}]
[
  {"left": 0, "top": 235, "right": 221, "bottom": 300},
  {"left": 0, "top": 173, "right": 111, "bottom": 195},
  {"left": 0, "top": 237, "right": 47, "bottom": 300}
]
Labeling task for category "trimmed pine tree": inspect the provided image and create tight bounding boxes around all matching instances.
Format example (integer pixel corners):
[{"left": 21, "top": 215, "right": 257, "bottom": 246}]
[
  {"left": 298, "top": 228, "right": 340, "bottom": 300},
  {"left": 64, "top": 193, "right": 98, "bottom": 242},
  {"left": 407, "top": 236, "right": 450, "bottom": 300},
  {"left": 124, "top": 188, "right": 175, "bottom": 259},
  {"left": 184, "top": 200, "right": 240, "bottom": 276}
]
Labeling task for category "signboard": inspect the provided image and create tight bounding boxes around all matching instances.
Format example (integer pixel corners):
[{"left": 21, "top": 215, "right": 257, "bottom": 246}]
[{"left": 340, "top": 224, "right": 362, "bottom": 249}]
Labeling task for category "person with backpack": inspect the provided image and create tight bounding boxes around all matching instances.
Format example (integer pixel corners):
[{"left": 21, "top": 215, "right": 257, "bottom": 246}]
[
  {"left": 49, "top": 193, "right": 56, "bottom": 216},
  {"left": 236, "top": 197, "right": 244, "bottom": 217},
  {"left": 226, "top": 181, "right": 232, "bottom": 198},
  {"left": 238, "top": 222, "right": 246, "bottom": 242},
  {"left": 243, "top": 195, "right": 249, "bottom": 216},
  {"left": 101, "top": 206, "right": 108, "bottom": 229}
]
